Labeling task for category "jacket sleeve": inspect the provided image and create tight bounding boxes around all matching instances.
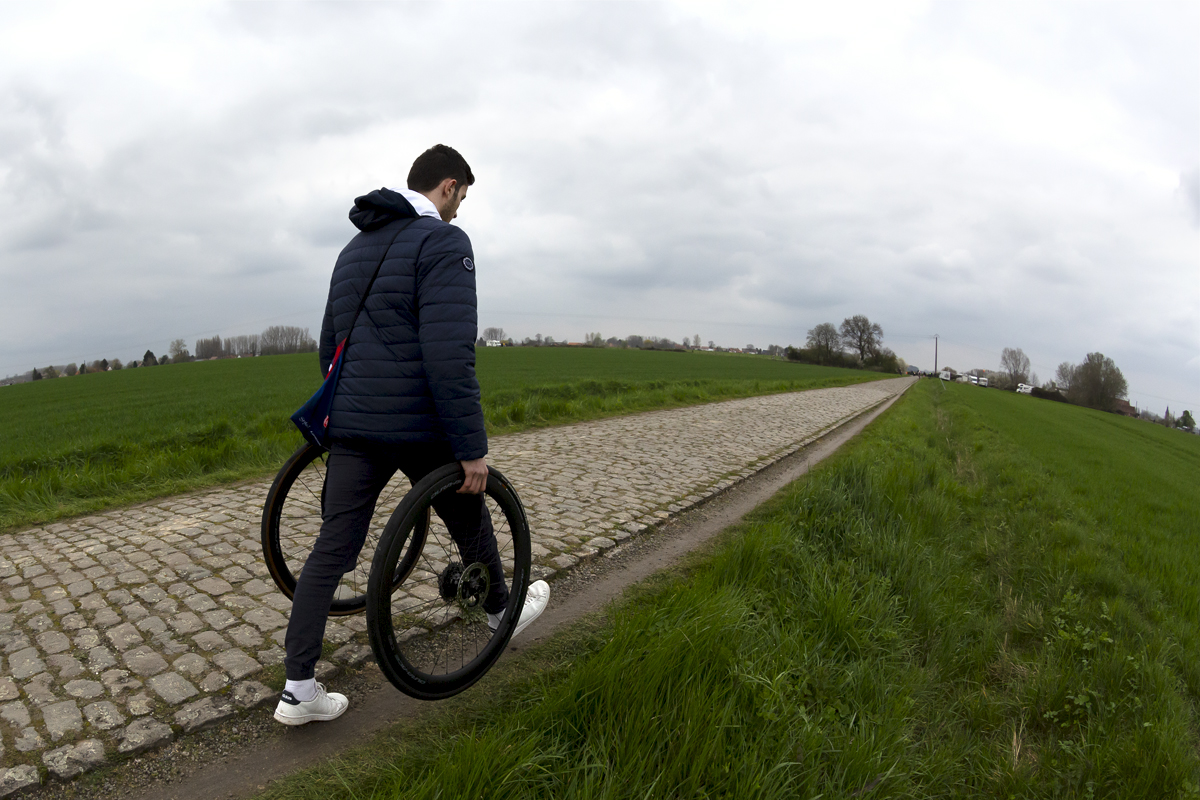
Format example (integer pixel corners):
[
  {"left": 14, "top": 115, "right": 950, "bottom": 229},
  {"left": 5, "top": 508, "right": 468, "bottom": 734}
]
[
  {"left": 415, "top": 225, "right": 488, "bottom": 461},
  {"left": 319, "top": 293, "right": 336, "bottom": 377}
]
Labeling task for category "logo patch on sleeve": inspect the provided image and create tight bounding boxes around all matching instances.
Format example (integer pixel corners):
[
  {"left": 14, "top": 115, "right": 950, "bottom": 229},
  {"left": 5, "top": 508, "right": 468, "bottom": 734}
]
[{"left": 463, "top": 257, "right": 474, "bottom": 271}]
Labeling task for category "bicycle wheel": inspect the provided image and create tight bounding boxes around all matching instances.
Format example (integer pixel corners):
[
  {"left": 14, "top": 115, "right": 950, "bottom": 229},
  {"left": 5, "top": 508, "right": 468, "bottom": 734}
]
[
  {"left": 260, "top": 442, "right": 425, "bottom": 616},
  {"left": 366, "top": 464, "right": 532, "bottom": 700}
]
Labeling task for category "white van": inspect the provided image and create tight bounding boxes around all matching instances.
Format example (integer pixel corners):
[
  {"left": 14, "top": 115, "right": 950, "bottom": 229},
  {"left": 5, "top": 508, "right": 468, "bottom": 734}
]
[{"left": 1016, "top": 383, "right": 1034, "bottom": 394}]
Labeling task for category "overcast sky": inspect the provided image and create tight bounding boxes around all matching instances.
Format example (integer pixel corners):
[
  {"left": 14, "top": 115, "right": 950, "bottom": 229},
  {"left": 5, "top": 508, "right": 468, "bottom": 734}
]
[{"left": 2, "top": 1, "right": 1197, "bottom": 411}]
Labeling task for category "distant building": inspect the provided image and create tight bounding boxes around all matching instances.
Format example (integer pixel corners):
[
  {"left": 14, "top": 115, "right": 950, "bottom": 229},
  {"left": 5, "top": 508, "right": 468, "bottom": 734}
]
[{"left": 1112, "top": 399, "right": 1137, "bottom": 417}]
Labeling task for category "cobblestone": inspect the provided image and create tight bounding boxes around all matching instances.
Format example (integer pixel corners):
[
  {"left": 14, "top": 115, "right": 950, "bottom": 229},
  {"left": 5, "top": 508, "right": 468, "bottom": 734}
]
[
  {"left": 147, "top": 671, "right": 199, "bottom": 704},
  {"left": 43, "top": 739, "right": 105, "bottom": 779},
  {"left": 82, "top": 700, "right": 125, "bottom": 730},
  {"left": 116, "top": 717, "right": 173, "bottom": 755},
  {"left": 0, "top": 379, "right": 908, "bottom": 780},
  {"left": 174, "top": 695, "right": 235, "bottom": 733},
  {"left": 0, "top": 765, "right": 41, "bottom": 796},
  {"left": 231, "top": 680, "right": 273, "bottom": 709},
  {"left": 41, "top": 700, "right": 82, "bottom": 741},
  {"left": 212, "top": 649, "right": 261, "bottom": 681},
  {"left": 14, "top": 726, "right": 44, "bottom": 752},
  {"left": 9, "top": 647, "right": 44, "bottom": 680},
  {"left": 122, "top": 645, "right": 168, "bottom": 677},
  {"left": 0, "top": 701, "right": 30, "bottom": 727}
]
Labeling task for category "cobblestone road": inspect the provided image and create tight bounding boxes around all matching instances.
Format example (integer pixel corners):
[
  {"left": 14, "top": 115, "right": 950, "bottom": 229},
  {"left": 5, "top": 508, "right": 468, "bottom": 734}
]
[{"left": 0, "top": 378, "right": 910, "bottom": 794}]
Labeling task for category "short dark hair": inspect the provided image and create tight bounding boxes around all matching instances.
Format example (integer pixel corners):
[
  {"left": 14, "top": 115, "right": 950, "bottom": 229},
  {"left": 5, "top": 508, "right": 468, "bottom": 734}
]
[{"left": 406, "top": 144, "right": 475, "bottom": 193}]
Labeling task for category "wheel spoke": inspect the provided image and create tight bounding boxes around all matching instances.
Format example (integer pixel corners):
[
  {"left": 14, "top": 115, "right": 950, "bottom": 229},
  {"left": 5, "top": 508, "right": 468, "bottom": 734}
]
[{"left": 264, "top": 443, "right": 412, "bottom": 615}]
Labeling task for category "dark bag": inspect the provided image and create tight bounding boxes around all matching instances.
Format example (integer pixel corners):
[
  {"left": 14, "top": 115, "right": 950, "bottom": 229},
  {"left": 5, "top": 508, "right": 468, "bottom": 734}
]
[{"left": 291, "top": 219, "right": 417, "bottom": 448}]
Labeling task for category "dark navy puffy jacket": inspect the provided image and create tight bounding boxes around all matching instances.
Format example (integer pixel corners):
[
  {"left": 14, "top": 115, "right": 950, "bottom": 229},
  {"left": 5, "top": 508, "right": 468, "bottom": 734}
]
[{"left": 320, "top": 188, "right": 486, "bottom": 461}]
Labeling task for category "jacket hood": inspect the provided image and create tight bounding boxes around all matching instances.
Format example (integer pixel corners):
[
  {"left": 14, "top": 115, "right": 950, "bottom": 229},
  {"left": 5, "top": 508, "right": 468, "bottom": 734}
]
[{"left": 349, "top": 188, "right": 419, "bottom": 232}]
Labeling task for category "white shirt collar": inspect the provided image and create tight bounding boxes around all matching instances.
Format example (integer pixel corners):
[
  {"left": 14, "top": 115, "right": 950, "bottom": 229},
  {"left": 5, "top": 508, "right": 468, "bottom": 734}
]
[{"left": 390, "top": 188, "right": 441, "bottom": 220}]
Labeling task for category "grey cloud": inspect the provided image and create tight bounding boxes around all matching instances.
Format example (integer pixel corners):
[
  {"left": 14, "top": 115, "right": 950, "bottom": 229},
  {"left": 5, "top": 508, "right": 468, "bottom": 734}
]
[
  {"left": 1181, "top": 167, "right": 1200, "bottom": 227},
  {"left": 0, "top": 3, "right": 1195, "bottom": 407}
]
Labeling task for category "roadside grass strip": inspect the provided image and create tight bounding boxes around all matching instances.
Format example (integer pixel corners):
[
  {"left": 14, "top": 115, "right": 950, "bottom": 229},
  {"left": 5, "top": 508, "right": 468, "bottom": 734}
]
[
  {"left": 0, "top": 350, "right": 881, "bottom": 532},
  {"left": 253, "top": 380, "right": 1198, "bottom": 799}
]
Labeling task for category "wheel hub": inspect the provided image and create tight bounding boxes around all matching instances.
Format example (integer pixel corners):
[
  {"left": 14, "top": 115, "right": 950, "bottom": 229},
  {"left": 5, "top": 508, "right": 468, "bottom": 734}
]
[{"left": 438, "top": 561, "right": 490, "bottom": 609}]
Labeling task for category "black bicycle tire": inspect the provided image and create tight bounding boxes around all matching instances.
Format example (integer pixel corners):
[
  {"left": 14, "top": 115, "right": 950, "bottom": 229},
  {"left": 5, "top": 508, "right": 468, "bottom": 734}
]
[
  {"left": 366, "top": 463, "right": 532, "bottom": 700},
  {"left": 261, "top": 442, "right": 417, "bottom": 616}
]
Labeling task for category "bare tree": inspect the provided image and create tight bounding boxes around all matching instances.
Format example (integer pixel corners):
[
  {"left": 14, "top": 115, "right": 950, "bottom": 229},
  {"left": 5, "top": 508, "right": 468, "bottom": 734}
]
[
  {"left": 1054, "top": 361, "right": 1075, "bottom": 392},
  {"left": 805, "top": 322, "right": 841, "bottom": 364},
  {"left": 110, "top": 358, "right": 123, "bottom": 370},
  {"left": 169, "top": 339, "right": 190, "bottom": 363},
  {"left": 999, "top": 347, "right": 1031, "bottom": 389},
  {"left": 64, "top": 363, "right": 78, "bottom": 376},
  {"left": 482, "top": 327, "right": 506, "bottom": 342},
  {"left": 223, "top": 334, "right": 259, "bottom": 357},
  {"left": 839, "top": 315, "right": 883, "bottom": 362},
  {"left": 693, "top": 335, "right": 701, "bottom": 347},
  {"left": 260, "top": 326, "right": 317, "bottom": 356}
]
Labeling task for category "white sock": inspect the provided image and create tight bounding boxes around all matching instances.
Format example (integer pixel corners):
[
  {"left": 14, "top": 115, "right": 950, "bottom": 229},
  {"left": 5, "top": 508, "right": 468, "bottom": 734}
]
[{"left": 285, "top": 678, "right": 317, "bottom": 702}]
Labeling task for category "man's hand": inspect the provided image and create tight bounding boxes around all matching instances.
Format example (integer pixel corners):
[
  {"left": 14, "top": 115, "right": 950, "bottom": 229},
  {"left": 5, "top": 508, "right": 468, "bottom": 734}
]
[{"left": 458, "top": 457, "right": 488, "bottom": 494}]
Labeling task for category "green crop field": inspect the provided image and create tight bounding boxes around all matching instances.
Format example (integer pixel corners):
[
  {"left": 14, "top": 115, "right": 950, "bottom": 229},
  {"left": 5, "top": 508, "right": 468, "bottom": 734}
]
[
  {"left": 0, "top": 348, "right": 883, "bottom": 532},
  {"left": 253, "top": 379, "right": 1200, "bottom": 800}
]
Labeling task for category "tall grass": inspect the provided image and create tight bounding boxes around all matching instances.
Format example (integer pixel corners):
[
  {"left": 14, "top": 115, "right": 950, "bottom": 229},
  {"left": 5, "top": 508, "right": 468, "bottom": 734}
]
[
  {"left": 252, "top": 379, "right": 1199, "bottom": 799},
  {"left": 0, "top": 350, "right": 881, "bottom": 531}
]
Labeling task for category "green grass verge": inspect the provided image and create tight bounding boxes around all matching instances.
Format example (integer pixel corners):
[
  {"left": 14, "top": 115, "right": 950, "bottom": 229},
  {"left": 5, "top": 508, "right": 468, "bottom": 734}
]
[
  {"left": 0, "top": 349, "right": 883, "bottom": 532},
  {"left": 249, "top": 379, "right": 1199, "bottom": 799}
]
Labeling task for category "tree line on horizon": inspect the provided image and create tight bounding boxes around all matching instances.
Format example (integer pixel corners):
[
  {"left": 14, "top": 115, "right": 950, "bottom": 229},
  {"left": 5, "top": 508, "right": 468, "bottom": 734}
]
[
  {"left": 10, "top": 326, "right": 317, "bottom": 385},
  {"left": 938, "top": 345, "right": 1191, "bottom": 431},
  {"left": 481, "top": 327, "right": 791, "bottom": 357}
]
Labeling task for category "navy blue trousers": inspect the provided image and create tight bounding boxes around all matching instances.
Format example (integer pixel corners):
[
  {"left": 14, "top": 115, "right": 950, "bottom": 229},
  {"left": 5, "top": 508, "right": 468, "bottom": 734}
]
[{"left": 283, "top": 441, "right": 507, "bottom": 681}]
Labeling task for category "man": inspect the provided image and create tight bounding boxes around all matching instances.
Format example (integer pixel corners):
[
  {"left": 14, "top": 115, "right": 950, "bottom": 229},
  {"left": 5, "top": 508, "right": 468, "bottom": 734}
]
[{"left": 275, "top": 144, "right": 550, "bottom": 726}]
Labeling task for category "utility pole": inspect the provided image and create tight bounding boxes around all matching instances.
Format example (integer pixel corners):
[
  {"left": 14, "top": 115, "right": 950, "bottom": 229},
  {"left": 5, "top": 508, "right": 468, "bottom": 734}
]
[{"left": 933, "top": 334, "right": 938, "bottom": 374}]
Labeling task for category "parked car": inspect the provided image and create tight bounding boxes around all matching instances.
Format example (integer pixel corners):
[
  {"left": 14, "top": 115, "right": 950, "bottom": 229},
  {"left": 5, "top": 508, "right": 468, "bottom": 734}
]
[{"left": 1016, "top": 383, "right": 1034, "bottom": 394}]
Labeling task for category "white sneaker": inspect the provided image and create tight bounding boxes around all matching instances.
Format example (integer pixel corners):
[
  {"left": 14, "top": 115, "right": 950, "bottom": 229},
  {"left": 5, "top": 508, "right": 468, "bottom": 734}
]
[
  {"left": 273, "top": 683, "right": 349, "bottom": 726},
  {"left": 488, "top": 580, "right": 550, "bottom": 638}
]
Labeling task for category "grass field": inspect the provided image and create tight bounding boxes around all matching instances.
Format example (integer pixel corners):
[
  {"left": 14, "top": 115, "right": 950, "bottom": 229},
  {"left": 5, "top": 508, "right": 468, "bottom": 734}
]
[
  {"left": 251, "top": 379, "right": 1200, "bottom": 799},
  {"left": 0, "top": 348, "right": 883, "bottom": 532}
]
